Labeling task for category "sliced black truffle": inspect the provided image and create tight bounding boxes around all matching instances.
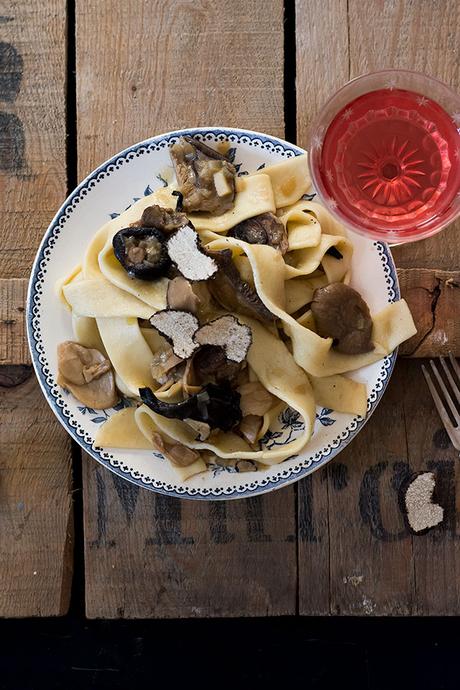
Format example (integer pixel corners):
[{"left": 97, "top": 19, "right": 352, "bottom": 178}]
[
  {"left": 311, "top": 282, "right": 374, "bottom": 354},
  {"left": 149, "top": 309, "right": 199, "bottom": 359},
  {"left": 228, "top": 213, "right": 288, "bottom": 254},
  {"left": 208, "top": 249, "right": 276, "bottom": 323},
  {"left": 139, "top": 382, "right": 242, "bottom": 432},
  {"left": 401, "top": 471, "right": 444, "bottom": 534},
  {"left": 138, "top": 204, "right": 188, "bottom": 232},
  {"left": 170, "top": 136, "right": 236, "bottom": 215},
  {"left": 194, "top": 315, "right": 252, "bottom": 363},
  {"left": 113, "top": 226, "right": 170, "bottom": 280},
  {"left": 167, "top": 225, "right": 218, "bottom": 281}
]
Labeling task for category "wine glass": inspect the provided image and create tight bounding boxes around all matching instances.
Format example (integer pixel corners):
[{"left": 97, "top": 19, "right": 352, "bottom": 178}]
[{"left": 309, "top": 69, "right": 460, "bottom": 244}]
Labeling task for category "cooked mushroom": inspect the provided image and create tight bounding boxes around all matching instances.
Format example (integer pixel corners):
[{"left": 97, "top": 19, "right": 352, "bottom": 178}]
[
  {"left": 194, "top": 315, "right": 252, "bottom": 363},
  {"left": 57, "top": 341, "right": 118, "bottom": 409},
  {"left": 208, "top": 249, "right": 275, "bottom": 323},
  {"left": 137, "top": 204, "right": 188, "bottom": 233},
  {"left": 112, "top": 226, "right": 170, "bottom": 280},
  {"left": 238, "top": 414, "right": 263, "bottom": 445},
  {"left": 151, "top": 431, "right": 201, "bottom": 468},
  {"left": 192, "top": 345, "right": 243, "bottom": 385},
  {"left": 184, "top": 418, "right": 211, "bottom": 441},
  {"left": 311, "top": 282, "right": 374, "bottom": 354},
  {"left": 167, "top": 276, "right": 200, "bottom": 313},
  {"left": 170, "top": 136, "right": 236, "bottom": 215},
  {"left": 151, "top": 347, "right": 184, "bottom": 385},
  {"left": 140, "top": 382, "right": 242, "bottom": 432},
  {"left": 237, "top": 381, "right": 275, "bottom": 417},
  {"left": 167, "top": 224, "right": 218, "bottom": 281},
  {"left": 402, "top": 472, "right": 444, "bottom": 533},
  {"left": 149, "top": 309, "right": 199, "bottom": 359},
  {"left": 228, "top": 213, "right": 288, "bottom": 254}
]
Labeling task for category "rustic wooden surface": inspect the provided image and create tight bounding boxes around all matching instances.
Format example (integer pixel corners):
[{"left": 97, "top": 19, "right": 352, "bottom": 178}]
[
  {"left": 2, "top": 0, "right": 460, "bottom": 618},
  {"left": 76, "top": 0, "right": 297, "bottom": 619},
  {"left": 0, "top": 1, "right": 73, "bottom": 617},
  {"left": 296, "top": 0, "right": 460, "bottom": 616}
]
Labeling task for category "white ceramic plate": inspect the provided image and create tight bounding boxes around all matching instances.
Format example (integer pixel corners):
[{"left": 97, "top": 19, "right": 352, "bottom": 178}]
[{"left": 27, "top": 127, "right": 398, "bottom": 500}]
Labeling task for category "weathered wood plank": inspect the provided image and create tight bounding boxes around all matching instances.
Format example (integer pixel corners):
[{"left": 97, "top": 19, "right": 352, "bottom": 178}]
[
  {"left": 297, "top": 0, "right": 460, "bottom": 615},
  {"left": 83, "top": 459, "right": 295, "bottom": 618},
  {"left": 0, "top": 370, "right": 73, "bottom": 617},
  {"left": 346, "top": 0, "right": 460, "bottom": 616},
  {"left": 76, "top": 0, "right": 296, "bottom": 619},
  {"left": 0, "top": 278, "right": 30, "bottom": 365},
  {"left": 0, "top": 1, "right": 67, "bottom": 278},
  {"left": 0, "top": 1, "right": 73, "bottom": 617},
  {"left": 398, "top": 269, "right": 460, "bottom": 357},
  {"left": 296, "top": 0, "right": 348, "bottom": 617}
]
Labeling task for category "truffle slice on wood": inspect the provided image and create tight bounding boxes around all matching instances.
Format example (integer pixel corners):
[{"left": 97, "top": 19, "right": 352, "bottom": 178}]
[
  {"left": 194, "top": 315, "right": 252, "bottom": 363},
  {"left": 149, "top": 309, "right": 199, "bottom": 359},
  {"left": 167, "top": 225, "right": 218, "bottom": 281},
  {"left": 402, "top": 471, "right": 444, "bottom": 533}
]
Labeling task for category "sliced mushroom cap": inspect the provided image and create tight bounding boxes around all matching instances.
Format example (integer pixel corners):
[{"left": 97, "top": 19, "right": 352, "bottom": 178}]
[
  {"left": 151, "top": 347, "right": 184, "bottom": 385},
  {"left": 167, "top": 276, "right": 200, "bottom": 314},
  {"left": 137, "top": 204, "right": 189, "bottom": 233},
  {"left": 170, "top": 136, "right": 236, "bottom": 215},
  {"left": 194, "top": 315, "right": 252, "bottom": 363},
  {"left": 140, "top": 382, "right": 242, "bottom": 432},
  {"left": 238, "top": 414, "right": 263, "bottom": 445},
  {"left": 228, "top": 212, "right": 288, "bottom": 254},
  {"left": 311, "top": 283, "right": 374, "bottom": 355},
  {"left": 208, "top": 249, "right": 276, "bottom": 323},
  {"left": 112, "top": 226, "right": 170, "bottom": 280},
  {"left": 151, "top": 431, "right": 201, "bottom": 468},
  {"left": 237, "top": 381, "right": 275, "bottom": 417},
  {"left": 57, "top": 341, "right": 118, "bottom": 409}
]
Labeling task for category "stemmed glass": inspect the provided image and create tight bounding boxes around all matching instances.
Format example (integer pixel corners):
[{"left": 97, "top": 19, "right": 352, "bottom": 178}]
[{"left": 309, "top": 70, "right": 460, "bottom": 244}]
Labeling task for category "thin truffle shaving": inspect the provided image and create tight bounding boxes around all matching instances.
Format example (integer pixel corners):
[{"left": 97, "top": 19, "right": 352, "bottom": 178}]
[
  {"left": 194, "top": 315, "right": 252, "bottom": 363},
  {"left": 149, "top": 309, "right": 199, "bottom": 359},
  {"left": 167, "top": 225, "right": 218, "bottom": 281}
]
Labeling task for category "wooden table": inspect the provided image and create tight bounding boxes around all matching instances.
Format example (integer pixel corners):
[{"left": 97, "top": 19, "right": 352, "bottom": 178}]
[{"left": 1, "top": 0, "right": 460, "bottom": 619}]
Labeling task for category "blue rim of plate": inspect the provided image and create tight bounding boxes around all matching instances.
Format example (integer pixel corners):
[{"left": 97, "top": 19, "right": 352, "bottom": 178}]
[{"left": 26, "top": 126, "right": 399, "bottom": 501}]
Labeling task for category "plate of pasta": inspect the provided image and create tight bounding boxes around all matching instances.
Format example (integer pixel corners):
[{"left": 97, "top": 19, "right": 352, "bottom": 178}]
[{"left": 27, "top": 127, "right": 416, "bottom": 499}]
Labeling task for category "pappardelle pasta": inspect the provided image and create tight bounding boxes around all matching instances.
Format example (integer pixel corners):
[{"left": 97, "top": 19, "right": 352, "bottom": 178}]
[{"left": 56, "top": 136, "right": 417, "bottom": 480}]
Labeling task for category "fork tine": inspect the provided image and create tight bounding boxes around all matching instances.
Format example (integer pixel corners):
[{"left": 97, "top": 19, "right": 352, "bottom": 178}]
[
  {"left": 449, "top": 351, "right": 460, "bottom": 382},
  {"left": 429, "top": 359, "right": 460, "bottom": 425},
  {"left": 440, "top": 356, "right": 460, "bottom": 406},
  {"left": 422, "top": 364, "right": 460, "bottom": 451}
]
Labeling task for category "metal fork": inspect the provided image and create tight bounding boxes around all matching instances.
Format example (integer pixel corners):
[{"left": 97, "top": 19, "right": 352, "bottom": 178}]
[{"left": 422, "top": 353, "right": 460, "bottom": 451}]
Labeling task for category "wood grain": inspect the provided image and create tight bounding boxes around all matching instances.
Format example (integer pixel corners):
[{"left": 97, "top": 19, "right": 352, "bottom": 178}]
[
  {"left": 0, "top": 1, "right": 67, "bottom": 278},
  {"left": 398, "top": 269, "right": 460, "bottom": 357},
  {"left": 295, "top": 0, "right": 348, "bottom": 616},
  {"left": 76, "top": 0, "right": 285, "bottom": 179},
  {"left": 76, "top": 0, "right": 296, "bottom": 619},
  {"left": 0, "top": 372, "right": 73, "bottom": 616},
  {"left": 0, "top": 1, "right": 73, "bottom": 617},
  {"left": 0, "top": 278, "right": 30, "bottom": 365},
  {"left": 297, "top": 0, "right": 460, "bottom": 616}
]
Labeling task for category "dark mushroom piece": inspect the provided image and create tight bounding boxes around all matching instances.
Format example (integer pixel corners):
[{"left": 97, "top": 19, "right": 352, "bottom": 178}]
[
  {"left": 136, "top": 204, "right": 189, "bottom": 233},
  {"left": 311, "top": 282, "right": 374, "bottom": 355},
  {"left": 170, "top": 136, "right": 236, "bottom": 215},
  {"left": 208, "top": 249, "right": 276, "bottom": 323},
  {"left": 228, "top": 212, "right": 289, "bottom": 254},
  {"left": 192, "top": 345, "right": 242, "bottom": 385},
  {"left": 139, "top": 382, "right": 242, "bottom": 432},
  {"left": 112, "top": 226, "right": 170, "bottom": 280}
]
